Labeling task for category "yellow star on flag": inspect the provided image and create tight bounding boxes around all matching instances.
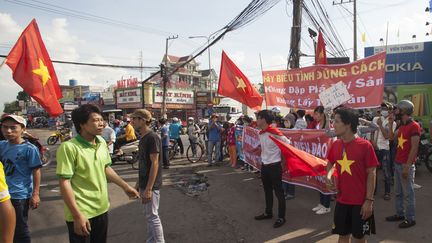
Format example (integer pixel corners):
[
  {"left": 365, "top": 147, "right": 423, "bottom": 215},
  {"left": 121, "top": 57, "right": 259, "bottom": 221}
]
[
  {"left": 398, "top": 134, "right": 407, "bottom": 149},
  {"left": 236, "top": 76, "right": 247, "bottom": 92},
  {"left": 32, "top": 58, "right": 51, "bottom": 86},
  {"left": 337, "top": 152, "right": 355, "bottom": 176},
  {"left": 319, "top": 50, "right": 324, "bottom": 58}
]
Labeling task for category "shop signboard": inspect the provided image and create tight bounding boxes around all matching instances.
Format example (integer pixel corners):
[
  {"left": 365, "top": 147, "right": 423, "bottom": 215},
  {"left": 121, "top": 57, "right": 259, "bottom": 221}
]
[
  {"left": 102, "top": 91, "right": 115, "bottom": 105},
  {"left": 154, "top": 88, "right": 194, "bottom": 105},
  {"left": 116, "top": 87, "right": 142, "bottom": 109},
  {"left": 365, "top": 42, "right": 432, "bottom": 85},
  {"left": 196, "top": 91, "right": 210, "bottom": 108},
  {"left": 59, "top": 89, "right": 75, "bottom": 103}
]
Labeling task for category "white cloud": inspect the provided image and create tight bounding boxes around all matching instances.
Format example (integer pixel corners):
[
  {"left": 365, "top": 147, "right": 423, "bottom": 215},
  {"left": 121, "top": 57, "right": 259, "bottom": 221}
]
[
  {"left": 0, "top": 13, "right": 21, "bottom": 44},
  {"left": 0, "top": 14, "right": 136, "bottom": 113}
]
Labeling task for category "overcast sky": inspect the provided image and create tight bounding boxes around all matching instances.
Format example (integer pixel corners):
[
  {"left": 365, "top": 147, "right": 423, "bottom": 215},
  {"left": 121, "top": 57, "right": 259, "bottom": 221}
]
[{"left": 0, "top": 0, "right": 430, "bottom": 112}]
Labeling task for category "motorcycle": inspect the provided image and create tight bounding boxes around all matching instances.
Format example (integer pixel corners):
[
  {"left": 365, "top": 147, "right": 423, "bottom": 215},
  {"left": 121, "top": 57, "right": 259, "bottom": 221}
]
[
  {"left": 417, "top": 134, "right": 432, "bottom": 173},
  {"left": 47, "top": 127, "right": 71, "bottom": 145},
  {"left": 24, "top": 135, "right": 51, "bottom": 167},
  {"left": 111, "top": 140, "right": 139, "bottom": 169}
]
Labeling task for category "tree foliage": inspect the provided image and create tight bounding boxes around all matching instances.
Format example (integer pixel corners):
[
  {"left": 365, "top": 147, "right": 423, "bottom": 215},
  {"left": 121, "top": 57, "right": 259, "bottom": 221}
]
[
  {"left": 3, "top": 101, "right": 21, "bottom": 114},
  {"left": 16, "top": 90, "right": 31, "bottom": 102}
]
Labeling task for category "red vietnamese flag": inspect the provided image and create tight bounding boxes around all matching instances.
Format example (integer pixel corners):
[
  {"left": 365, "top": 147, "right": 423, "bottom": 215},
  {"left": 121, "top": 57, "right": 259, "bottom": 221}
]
[
  {"left": 217, "top": 51, "right": 263, "bottom": 110},
  {"left": 316, "top": 30, "right": 328, "bottom": 65},
  {"left": 270, "top": 136, "right": 328, "bottom": 177},
  {"left": 5, "top": 19, "right": 63, "bottom": 117}
]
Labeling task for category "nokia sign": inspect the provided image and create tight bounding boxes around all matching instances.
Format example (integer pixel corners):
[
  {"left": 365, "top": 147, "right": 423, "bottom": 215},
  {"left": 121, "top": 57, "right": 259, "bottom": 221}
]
[{"left": 365, "top": 42, "right": 432, "bottom": 86}]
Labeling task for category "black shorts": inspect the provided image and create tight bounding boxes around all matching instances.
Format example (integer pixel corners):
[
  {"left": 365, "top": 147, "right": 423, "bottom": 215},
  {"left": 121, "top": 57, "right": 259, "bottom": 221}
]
[{"left": 332, "top": 202, "right": 376, "bottom": 239}]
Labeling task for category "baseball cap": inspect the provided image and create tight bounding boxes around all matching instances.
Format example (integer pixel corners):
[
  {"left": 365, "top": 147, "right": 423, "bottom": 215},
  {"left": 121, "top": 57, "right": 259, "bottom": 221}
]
[
  {"left": 130, "top": 109, "right": 152, "bottom": 122},
  {"left": 1, "top": 114, "right": 27, "bottom": 127}
]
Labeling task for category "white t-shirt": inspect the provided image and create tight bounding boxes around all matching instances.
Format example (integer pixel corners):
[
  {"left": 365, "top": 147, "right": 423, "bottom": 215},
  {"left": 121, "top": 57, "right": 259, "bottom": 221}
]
[
  {"left": 294, "top": 117, "right": 307, "bottom": 129},
  {"left": 102, "top": 126, "right": 116, "bottom": 154},
  {"left": 372, "top": 116, "right": 396, "bottom": 150},
  {"left": 259, "top": 132, "right": 291, "bottom": 164}
]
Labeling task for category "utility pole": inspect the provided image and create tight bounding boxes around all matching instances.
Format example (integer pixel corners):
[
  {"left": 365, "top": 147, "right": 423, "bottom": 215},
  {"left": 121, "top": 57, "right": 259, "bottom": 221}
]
[
  {"left": 161, "top": 35, "right": 178, "bottom": 119},
  {"left": 289, "top": 0, "right": 303, "bottom": 69},
  {"left": 139, "top": 50, "right": 144, "bottom": 108},
  {"left": 333, "top": 0, "right": 357, "bottom": 61},
  {"left": 139, "top": 50, "right": 143, "bottom": 82}
]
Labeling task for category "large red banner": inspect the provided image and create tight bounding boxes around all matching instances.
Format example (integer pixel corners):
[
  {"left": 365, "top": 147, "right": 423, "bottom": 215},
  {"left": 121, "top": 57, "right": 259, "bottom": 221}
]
[
  {"left": 242, "top": 126, "right": 336, "bottom": 194},
  {"left": 263, "top": 52, "right": 386, "bottom": 109}
]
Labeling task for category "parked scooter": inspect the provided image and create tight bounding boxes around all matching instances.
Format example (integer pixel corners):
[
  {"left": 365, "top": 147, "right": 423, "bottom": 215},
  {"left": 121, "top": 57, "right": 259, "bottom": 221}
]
[
  {"left": 47, "top": 126, "right": 71, "bottom": 145},
  {"left": 417, "top": 133, "right": 432, "bottom": 173},
  {"left": 111, "top": 140, "right": 139, "bottom": 169}
]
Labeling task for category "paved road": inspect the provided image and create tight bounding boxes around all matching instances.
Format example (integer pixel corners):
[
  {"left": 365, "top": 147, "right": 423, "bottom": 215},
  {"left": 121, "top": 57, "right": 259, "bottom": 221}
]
[{"left": 26, "top": 129, "right": 432, "bottom": 243}]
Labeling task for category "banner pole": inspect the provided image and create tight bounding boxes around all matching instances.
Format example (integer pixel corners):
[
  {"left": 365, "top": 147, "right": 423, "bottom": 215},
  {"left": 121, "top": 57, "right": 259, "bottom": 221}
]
[{"left": 259, "top": 53, "right": 267, "bottom": 110}]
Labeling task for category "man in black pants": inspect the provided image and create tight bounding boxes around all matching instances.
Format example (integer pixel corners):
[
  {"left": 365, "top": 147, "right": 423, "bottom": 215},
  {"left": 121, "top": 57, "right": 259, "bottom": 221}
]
[{"left": 254, "top": 110, "right": 290, "bottom": 228}]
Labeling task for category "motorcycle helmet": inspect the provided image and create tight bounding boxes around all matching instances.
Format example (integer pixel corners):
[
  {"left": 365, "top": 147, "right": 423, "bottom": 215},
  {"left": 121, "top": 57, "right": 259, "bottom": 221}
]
[
  {"left": 271, "top": 107, "right": 281, "bottom": 114},
  {"left": 396, "top": 100, "right": 414, "bottom": 116},
  {"left": 172, "top": 117, "right": 179, "bottom": 123},
  {"left": 188, "top": 117, "right": 194, "bottom": 121}
]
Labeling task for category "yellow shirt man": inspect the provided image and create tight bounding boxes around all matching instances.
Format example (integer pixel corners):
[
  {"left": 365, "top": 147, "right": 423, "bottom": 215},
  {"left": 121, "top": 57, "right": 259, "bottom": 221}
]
[
  {"left": 124, "top": 123, "right": 137, "bottom": 141},
  {"left": 0, "top": 162, "right": 10, "bottom": 202}
]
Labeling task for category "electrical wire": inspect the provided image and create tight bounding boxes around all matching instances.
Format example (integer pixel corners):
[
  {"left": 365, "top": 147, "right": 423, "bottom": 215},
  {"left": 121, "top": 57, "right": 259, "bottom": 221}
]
[
  {"left": 0, "top": 54, "right": 159, "bottom": 69},
  {"left": 144, "top": 0, "right": 283, "bottom": 84},
  {"left": 5, "top": 0, "right": 173, "bottom": 36},
  {"left": 302, "top": 0, "right": 347, "bottom": 57}
]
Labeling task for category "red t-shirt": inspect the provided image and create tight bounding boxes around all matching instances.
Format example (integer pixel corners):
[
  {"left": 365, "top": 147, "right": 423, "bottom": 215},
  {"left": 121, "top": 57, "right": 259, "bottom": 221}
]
[
  {"left": 327, "top": 137, "right": 379, "bottom": 205},
  {"left": 395, "top": 120, "right": 421, "bottom": 164}
]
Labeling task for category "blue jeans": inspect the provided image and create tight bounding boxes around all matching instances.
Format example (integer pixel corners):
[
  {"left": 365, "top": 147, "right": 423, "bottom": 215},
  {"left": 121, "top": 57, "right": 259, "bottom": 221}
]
[
  {"left": 207, "top": 140, "right": 220, "bottom": 164},
  {"left": 11, "top": 199, "right": 31, "bottom": 243},
  {"left": 143, "top": 190, "right": 165, "bottom": 243},
  {"left": 394, "top": 163, "right": 416, "bottom": 221},
  {"left": 319, "top": 193, "right": 331, "bottom": 208},
  {"left": 389, "top": 142, "right": 396, "bottom": 178},
  {"left": 283, "top": 182, "right": 295, "bottom": 196},
  {"left": 162, "top": 146, "right": 169, "bottom": 167},
  {"left": 378, "top": 149, "right": 392, "bottom": 194}
]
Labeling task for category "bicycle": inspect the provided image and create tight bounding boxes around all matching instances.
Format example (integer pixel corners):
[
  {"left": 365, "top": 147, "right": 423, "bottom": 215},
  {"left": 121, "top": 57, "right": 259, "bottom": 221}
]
[
  {"left": 168, "top": 139, "right": 180, "bottom": 160},
  {"left": 186, "top": 135, "right": 205, "bottom": 163}
]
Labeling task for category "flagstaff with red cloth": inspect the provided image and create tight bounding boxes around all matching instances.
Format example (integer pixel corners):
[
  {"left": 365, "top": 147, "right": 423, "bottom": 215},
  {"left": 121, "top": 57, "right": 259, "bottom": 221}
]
[
  {"left": 217, "top": 51, "right": 263, "bottom": 111},
  {"left": 4, "top": 19, "right": 63, "bottom": 117}
]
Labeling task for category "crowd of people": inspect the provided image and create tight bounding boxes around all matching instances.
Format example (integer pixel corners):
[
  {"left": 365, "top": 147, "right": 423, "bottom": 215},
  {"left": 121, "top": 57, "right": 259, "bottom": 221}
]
[
  {"left": 0, "top": 98, "right": 424, "bottom": 243},
  {"left": 247, "top": 100, "right": 421, "bottom": 243}
]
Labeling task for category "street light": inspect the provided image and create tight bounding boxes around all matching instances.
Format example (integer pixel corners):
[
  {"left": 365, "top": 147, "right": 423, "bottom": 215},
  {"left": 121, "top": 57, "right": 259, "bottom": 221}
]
[
  {"left": 189, "top": 35, "right": 213, "bottom": 102},
  {"left": 307, "top": 27, "right": 318, "bottom": 64}
]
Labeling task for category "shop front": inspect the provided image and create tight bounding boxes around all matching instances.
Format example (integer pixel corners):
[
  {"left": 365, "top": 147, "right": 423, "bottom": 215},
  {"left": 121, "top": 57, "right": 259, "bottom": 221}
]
[{"left": 152, "top": 88, "right": 195, "bottom": 123}]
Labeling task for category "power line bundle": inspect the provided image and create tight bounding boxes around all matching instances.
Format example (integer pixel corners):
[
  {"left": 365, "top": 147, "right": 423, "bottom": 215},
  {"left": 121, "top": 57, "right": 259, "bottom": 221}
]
[
  {"left": 144, "top": 0, "right": 283, "bottom": 83},
  {"left": 302, "top": 0, "right": 348, "bottom": 57}
]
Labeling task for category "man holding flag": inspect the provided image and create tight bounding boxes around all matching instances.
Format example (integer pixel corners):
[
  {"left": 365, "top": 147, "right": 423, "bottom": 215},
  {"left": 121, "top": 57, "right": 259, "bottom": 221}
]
[
  {"left": 326, "top": 108, "right": 378, "bottom": 243},
  {"left": 254, "top": 110, "right": 290, "bottom": 228}
]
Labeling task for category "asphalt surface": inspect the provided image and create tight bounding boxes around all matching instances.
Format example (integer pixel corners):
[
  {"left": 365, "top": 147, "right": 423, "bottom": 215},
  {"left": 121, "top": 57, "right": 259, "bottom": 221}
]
[{"left": 25, "top": 129, "right": 432, "bottom": 243}]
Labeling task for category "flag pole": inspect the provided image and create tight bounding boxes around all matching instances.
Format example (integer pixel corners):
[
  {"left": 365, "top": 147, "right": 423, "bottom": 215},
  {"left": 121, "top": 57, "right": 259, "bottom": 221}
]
[
  {"left": 0, "top": 58, "right": 7, "bottom": 70},
  {"left": 385, "top": 22, "right": 389, "bottom": 48},
  {"left": 259, "top": 53, "right": 267, "bottom": 110}
]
